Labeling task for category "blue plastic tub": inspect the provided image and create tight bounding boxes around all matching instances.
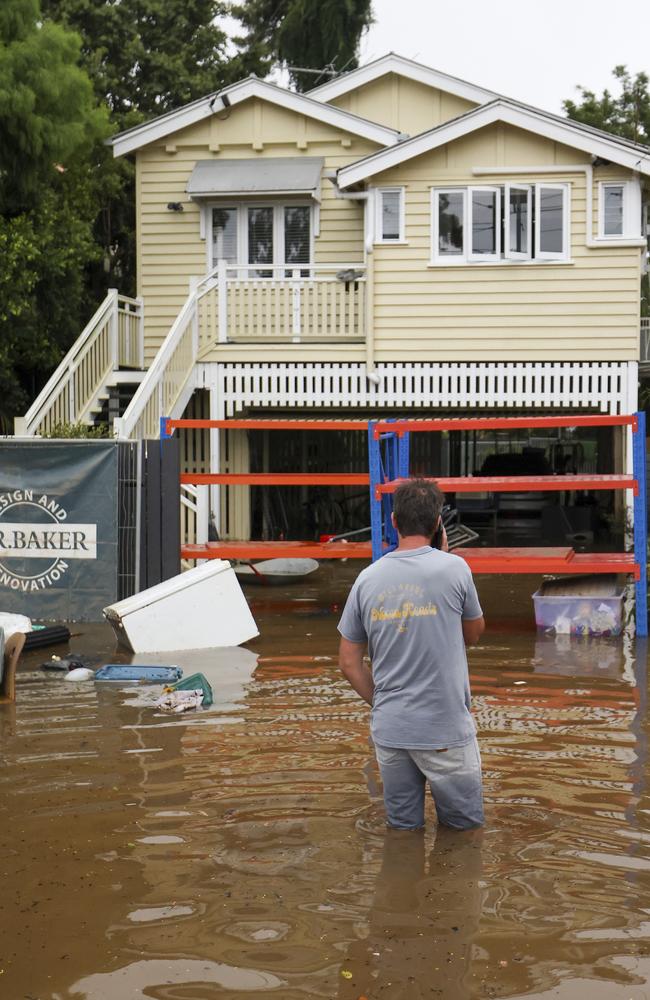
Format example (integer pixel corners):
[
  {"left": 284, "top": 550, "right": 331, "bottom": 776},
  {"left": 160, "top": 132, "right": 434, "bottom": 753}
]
[{"left": 94, "top": 664, "right": 183, "bottom": 683}]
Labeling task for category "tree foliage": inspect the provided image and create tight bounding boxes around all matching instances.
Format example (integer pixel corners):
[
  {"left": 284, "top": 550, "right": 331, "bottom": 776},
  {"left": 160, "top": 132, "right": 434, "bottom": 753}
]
[
  {"left": 0, "top": 0, "right": 108, "bottom": 425},
  {"left": 563, "top": 66, "right": 650, "bottom": 146},
  {"left": 40, "top": 0, "right": 232, "bottom": 124},
  {"left": 231, "top": 0, "right": 373, "bottom": 92},
  {"left": 38, "top": 0, "right": 239, "bottom": 308}
]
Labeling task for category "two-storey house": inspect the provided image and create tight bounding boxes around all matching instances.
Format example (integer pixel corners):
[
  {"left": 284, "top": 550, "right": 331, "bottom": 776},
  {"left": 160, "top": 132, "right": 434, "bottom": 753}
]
[{"left": 17, "top": 55, "right": 650, "bottom": 542}]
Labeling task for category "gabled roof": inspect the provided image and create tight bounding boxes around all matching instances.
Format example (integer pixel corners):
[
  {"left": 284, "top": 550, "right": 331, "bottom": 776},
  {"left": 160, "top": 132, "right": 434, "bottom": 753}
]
[
  {"left": 308, "top": 53, "right": 498, "bottom": 106},
  {"left": 337, "top": 98, "right": 650, "bottom": 188},
  {"left": 110, "top": 76, "right": 404, "bottom": 157}
]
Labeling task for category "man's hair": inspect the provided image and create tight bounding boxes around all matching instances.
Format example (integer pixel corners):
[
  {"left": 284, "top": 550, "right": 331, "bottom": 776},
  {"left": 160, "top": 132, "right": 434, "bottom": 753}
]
[{"left": 393, "top": 478, "right": 444, "bottom": 538}]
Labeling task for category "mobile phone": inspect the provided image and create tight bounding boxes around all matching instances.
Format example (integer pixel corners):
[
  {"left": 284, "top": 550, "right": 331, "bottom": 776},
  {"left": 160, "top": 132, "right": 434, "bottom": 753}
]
[{"left": 432, "top": 523, "right": 443, "bottom": 549}]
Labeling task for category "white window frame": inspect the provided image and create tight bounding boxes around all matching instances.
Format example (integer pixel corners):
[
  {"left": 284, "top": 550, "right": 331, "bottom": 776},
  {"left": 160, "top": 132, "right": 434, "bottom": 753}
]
[
  {"left": 468, "top": 186, "right": 501, "bottom": 262},
  {"left": 504, "top": 183, "right": 532, "bottom": 260},
  {"left": 375, "top": 187, "right": 405, "bottom": 243},
  {"left": 598, "top": 180, "right": 642, "bottom": 238},
  {"left": 207, "top": 202, "right": 314, "bottom": 275},
  {"left": 431, "top": 187, "right": 466, "bottom": 264},
  {"left": 534, "top": 183, "right": 570, "bottom": 262}
]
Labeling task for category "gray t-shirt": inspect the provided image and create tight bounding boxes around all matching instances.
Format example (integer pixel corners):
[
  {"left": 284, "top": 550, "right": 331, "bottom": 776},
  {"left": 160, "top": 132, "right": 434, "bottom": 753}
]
[{"left": 337, "top": 546, "right": 483, "bottom": 750}]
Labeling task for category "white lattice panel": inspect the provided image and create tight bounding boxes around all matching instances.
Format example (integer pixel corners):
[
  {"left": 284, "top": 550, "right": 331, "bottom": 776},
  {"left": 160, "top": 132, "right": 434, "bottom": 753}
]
[{"left": 195, "top": 361, "right": 637, "bottom": 417}]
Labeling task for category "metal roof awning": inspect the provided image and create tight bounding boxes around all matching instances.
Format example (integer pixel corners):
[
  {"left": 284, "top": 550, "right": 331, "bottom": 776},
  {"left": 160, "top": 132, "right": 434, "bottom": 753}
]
[{"left": 186, "top": 157, "right": 324, "bottom": 200}]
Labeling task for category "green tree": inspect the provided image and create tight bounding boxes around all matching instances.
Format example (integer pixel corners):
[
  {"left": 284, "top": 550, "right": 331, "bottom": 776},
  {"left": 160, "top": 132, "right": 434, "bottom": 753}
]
[
  {"left": 41, "top": 0, "right": 232, "bottom": 121},
  {"left": 0, "top": 0, "right": 108, "bottom": 425},
  {"left": 563, "top": 66, "right": 650, "bottom": 146},
  {"left": 40, "top": 0, "right": 236, "bottom": 302},
  {"left": 231, "top": 0, "right": 373, "bottom": 92}
]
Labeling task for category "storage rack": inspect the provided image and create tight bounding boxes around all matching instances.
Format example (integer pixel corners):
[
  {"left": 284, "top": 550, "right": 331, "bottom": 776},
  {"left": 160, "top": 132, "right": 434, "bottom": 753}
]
[
  {"left": 162, "top": 412, "right": 648, "bottom": 636},
  {"left": 368, "top": 413, "right": 647, "bottom": 636}
]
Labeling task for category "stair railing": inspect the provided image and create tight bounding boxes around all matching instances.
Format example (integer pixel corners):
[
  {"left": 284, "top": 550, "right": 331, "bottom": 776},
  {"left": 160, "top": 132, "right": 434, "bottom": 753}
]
[
  {"left": 15, "top": 289, "right": 144, "bottom": 436},
  {"left": 114, "top": 275, "right": 217, "bottom": 440}
]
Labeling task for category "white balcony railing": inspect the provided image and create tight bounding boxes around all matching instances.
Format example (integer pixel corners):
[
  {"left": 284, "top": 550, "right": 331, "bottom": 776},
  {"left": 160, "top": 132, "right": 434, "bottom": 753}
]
[
  {"left": 196, "top": 262, "right": 366, "bottom": 346},
  {"left": 115, "top": 262, "right": 366, "bottom": 439},
  {"left": 15, "top": 289, "right": 144, "bottom": 436}
]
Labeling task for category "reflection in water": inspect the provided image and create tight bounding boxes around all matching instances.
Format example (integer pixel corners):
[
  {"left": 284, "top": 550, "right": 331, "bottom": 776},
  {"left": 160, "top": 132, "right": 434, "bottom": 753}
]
[
  {"left": 1, "top": 569, "right": 650, "bottom": 999},
  {"left": 336, "top": 828, "right": 483, "bottom": 1000}
]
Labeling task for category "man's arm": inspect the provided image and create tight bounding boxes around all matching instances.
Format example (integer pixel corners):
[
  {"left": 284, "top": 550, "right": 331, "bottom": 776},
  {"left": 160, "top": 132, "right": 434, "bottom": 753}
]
[
  {"left": 462, "top": 616, "right": 485, "bottom": 646},
  {"left": 339, "top": 637, "right": 374, "bottom": 705}
]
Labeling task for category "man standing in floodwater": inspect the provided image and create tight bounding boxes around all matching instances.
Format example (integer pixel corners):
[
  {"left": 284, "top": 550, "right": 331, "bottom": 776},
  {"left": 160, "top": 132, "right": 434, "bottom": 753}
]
[{"left": 337, "top": 478, "right": 485, "bottom": 830}]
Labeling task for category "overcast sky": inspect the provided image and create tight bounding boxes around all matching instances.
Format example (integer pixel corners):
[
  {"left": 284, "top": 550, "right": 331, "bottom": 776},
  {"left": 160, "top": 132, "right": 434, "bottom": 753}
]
[{"left": 358, "top": 0, "right": 650, "bottom": 113}]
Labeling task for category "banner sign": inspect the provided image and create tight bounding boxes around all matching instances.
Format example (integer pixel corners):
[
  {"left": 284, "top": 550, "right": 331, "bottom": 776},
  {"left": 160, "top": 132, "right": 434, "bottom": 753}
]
[{"left": 0, "top": 441, "right": 120, "bottom": 621}]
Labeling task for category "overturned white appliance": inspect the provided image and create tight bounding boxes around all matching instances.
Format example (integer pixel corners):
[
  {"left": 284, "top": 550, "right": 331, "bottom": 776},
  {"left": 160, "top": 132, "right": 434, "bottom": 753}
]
[{"left": 103, "top": 560, "right": 259, "bottom": 653}]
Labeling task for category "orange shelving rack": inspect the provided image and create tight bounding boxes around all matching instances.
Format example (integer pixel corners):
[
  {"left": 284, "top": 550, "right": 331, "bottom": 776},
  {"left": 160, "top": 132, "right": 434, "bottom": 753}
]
[{"left": 162, "top": 412, "right": 648, "bottom": 636}]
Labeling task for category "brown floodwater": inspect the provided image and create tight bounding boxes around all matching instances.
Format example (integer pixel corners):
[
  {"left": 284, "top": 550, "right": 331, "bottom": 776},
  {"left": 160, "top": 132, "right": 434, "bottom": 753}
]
[{"left": 1, "top": 564, "right": 649, "bottom": 1000}]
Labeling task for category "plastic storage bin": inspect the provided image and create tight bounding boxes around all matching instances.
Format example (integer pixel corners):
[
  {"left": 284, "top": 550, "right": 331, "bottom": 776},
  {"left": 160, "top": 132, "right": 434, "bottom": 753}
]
[
  {"left": 95, "top": 664, "right": 183, "bottom": 683},
  {"left": 533, "top": 584, "right": 624, "bottom": 636},
  {"left": 103, "top": 560, "right": 259, "bottom": 653}
]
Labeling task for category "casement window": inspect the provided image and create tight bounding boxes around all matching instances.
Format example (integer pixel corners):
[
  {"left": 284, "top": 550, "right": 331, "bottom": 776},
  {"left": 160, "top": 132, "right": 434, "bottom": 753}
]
[
  {"left": 534, "top": 184, "right": 569, "bottom": 260},
  {"left": 598, "top": 181, "right": 642, "bottom": 238},
  {"left": 210, "top": 203, "right": 312, "bottom": 275},
  {"left": 431, "top": 183, "right": 570, "bottom": 264},
  {"left": 376, "top": 187, "right": 405, "bottom": 242}
]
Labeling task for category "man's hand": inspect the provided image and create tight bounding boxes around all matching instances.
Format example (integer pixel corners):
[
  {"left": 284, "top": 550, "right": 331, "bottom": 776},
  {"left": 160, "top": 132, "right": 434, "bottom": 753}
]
[
  {"left": 462, "top": 616, "right": 485, "bottom": 646},
  {"left": 338, "top": 637, "right": 374, "bottom": 705}
]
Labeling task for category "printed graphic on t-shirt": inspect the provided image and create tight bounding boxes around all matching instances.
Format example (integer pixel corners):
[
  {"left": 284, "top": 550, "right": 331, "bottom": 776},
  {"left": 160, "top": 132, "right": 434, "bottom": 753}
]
[{"left": 371, "top": 581, "right": 438, "bottom": 632}]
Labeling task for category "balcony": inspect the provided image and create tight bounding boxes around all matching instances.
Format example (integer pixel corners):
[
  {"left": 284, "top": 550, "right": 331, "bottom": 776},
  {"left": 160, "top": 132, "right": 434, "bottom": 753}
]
[
  {"left": 642, "top": 317, "right": 650, "bottom": 368},
  {"left": 195, "top": 262, "right": 366, "bottom": 347}
]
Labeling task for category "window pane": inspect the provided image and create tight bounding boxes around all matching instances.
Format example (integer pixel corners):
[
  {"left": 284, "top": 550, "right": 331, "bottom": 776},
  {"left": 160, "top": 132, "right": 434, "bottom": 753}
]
[
  {"left": 604, "top": 185, "right": 624, "bottom": 235},
  {"left": 381, "top": 190, "right": 401, "bottom": 240},
  {"left": 284, "top": 206, "right": 310, "bottom": 267},
  {"left": 438, "top": 191, "right": 464, "bottom": 255},
  {"left": 471, "top": 189, "right": 497, "bottom": 255},
  {"left": 539, "top": 188, "right": 564, "bottom": 254},
  {"left": 248, "top": 206, "right": 274, "bottom": 275},
  {"left": 212, "top": 207, "right": 238, "bottom": 265},
  {"left": 508, "top": 188, "right": 529, "bottom": 255}
]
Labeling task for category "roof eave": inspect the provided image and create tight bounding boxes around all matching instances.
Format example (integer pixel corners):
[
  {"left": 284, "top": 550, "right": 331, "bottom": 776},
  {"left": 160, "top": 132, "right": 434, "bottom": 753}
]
[
  {"left": 337, "top": 99, "right": 650, "bottom": 187},
  {"left": 308, "top": 53, "right": 497, "bottom": 106},
  {"left": 110, "top": 76, "right": 403, "bottom": 158}
]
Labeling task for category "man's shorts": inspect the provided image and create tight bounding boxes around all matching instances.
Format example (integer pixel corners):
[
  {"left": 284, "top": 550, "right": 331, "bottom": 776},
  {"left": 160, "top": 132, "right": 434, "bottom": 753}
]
[{"left": 374, "top": 737, "right": 484, "bottom": 830}]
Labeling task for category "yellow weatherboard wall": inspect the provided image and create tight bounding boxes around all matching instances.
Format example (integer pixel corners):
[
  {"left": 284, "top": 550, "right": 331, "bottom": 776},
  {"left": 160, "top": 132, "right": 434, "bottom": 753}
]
[
  {"left": 136, "top": 97, "right": 376, "bottom": 360},
  {"left": 329, "top": 73, "right": 477, "bottom": 135},
  {"left": 367, "top": 123, "right": 642, "bottom": 361},
  {"left": 136, "top": 92, "right": 643, "bottom": 364}
]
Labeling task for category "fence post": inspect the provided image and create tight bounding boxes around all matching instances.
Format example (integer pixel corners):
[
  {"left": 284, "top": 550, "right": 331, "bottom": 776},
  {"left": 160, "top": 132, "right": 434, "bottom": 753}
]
[
  {"left": 218, "top": 259, "right": 228, "bottom": 343},
  {"left": 291, "top": 268, "right": 301, "bottom": 343},
  {"left": 108, "top": 287, "right": 119, "bottom": 368}
]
